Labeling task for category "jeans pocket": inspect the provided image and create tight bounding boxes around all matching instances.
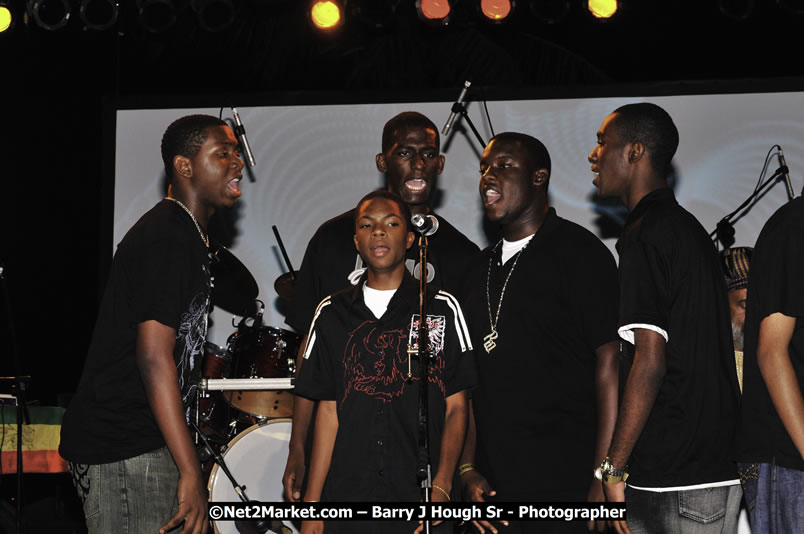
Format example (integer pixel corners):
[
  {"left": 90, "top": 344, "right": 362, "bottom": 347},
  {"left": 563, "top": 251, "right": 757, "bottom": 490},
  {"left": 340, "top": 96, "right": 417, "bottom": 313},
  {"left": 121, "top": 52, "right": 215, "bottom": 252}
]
[{"left": 678, "top": 486, "right": 728, "bottom": 524}]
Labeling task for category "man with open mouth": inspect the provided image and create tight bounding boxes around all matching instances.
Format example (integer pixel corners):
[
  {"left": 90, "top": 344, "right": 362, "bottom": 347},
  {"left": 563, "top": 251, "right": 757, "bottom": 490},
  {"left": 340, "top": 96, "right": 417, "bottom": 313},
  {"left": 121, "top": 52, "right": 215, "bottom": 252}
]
[{"left": 283, "top": 111, "right": 479, "bottom": 504}]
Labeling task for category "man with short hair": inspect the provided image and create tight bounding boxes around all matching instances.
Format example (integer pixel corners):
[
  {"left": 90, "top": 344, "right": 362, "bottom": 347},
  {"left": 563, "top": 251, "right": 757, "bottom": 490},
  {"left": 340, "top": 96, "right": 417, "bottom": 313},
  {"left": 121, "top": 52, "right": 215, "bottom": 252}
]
[
  {"left": 737, "top": 195, "right": 804, "bottom": 533},
  {"left": 283, "top": 111, "right": 479, "bottom": 501},
  {"left": 60, "top": 115, "right": 245, "bottom": 534},
  {"left": 459, "top": 132, "right": 620, "bottom": 533},
  {"left": 296, "top": 190, "right": 475, "bottom": 534},
  {"left": 720, "top": 246, "right": 752, "bottom": 391},
  {"left": 588, "top": 103, "right": 741, "bottom": 534}
]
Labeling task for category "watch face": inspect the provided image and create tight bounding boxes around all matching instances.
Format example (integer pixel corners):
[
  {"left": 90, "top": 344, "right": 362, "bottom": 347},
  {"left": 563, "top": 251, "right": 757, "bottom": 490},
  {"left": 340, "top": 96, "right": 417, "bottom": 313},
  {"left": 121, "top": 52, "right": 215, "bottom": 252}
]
[{"left": 594, "top": 466, "right": 603, "bottom": 481}]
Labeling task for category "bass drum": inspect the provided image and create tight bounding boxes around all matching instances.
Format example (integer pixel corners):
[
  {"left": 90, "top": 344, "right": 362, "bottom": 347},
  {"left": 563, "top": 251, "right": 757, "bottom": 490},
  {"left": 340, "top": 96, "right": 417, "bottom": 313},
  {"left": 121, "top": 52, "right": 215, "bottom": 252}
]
[{"left": 207, "top": 419, "right": 298, "bottom": 534}]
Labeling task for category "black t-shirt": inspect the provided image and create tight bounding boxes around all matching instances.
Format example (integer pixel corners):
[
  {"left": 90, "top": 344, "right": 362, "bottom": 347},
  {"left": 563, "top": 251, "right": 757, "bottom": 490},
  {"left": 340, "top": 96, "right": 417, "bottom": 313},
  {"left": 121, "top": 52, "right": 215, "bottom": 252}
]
[
  {"left": 60, "top": 200, "right": 210, "bottom": 464},
  {"left": 738, "top": 196, "right": 804, "bottom": 472},
  {"left": 616, "top": 188, "right": 740, "bottom": 487},
  {"left": 294, "top": 274, "right": 476, "bottom": 503},
  {"left": 461, "top": 208, "right": 619, "bottom": 501},
  {"left": 285, "top": 208, "right": 479, "bottom": 335}
]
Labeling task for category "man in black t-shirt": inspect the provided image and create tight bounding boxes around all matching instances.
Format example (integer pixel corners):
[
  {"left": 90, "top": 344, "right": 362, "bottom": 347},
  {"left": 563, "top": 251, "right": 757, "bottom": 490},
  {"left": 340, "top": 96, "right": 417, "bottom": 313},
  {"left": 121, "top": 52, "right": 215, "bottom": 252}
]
[
  {"left": 588, "top": 103, "right": 741, "bottom": 533},
  {"left": 60, "top": 115, "right": 245, "bottom": 534},
  {"left": 737, "top": 196, "right": 804, "bottom": 533},
  {"left": 296, "top": 190, "right": 475, "bottom": 534},
  {"left": 283, "top": 112, "right": 479, "bottom": 501},
  {"left": 458, "top": 132, "right": 620, "bottom": 534}
]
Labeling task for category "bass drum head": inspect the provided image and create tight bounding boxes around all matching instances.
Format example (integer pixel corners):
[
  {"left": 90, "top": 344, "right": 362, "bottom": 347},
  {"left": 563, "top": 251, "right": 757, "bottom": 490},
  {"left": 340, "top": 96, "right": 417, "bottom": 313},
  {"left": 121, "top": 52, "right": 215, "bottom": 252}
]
[{"left": 208, "top": 419, "right": 298, "bottom": 534}]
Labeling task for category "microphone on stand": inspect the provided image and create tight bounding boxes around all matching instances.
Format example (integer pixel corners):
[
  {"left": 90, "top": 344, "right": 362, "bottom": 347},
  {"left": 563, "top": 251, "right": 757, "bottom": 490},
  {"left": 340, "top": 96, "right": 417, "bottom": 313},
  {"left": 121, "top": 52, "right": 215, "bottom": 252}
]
[
  {"left": 441, "top": 80, "right": 471, "bottom": 136},
  {"left": 777, "top": 147, "right": 795, "bottom": 200},
  {"left": 231, "top": 107, "right": 256, "bottom": 168},
  {"left": 411, "top": 214, "right": 439, "bottom": 237}
]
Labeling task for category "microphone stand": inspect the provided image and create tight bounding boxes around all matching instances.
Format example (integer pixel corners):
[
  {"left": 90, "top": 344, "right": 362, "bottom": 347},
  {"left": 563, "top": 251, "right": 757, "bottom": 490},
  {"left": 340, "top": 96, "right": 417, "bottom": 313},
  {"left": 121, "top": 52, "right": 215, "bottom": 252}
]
[
  {"left": 190, "top": 422, "right": 277, "bottom": 534},
  {"left": 710, "top": 165, "right": 789, "bottom": 248},
  {"left": 1, "top": 263, "right": 30, "bottom": 534},
  {"left": 449, "top": 102, "right": 487, "bottom": 153},
  {"left": 413, "top": 232, "right": 433, "bottom": 534}
]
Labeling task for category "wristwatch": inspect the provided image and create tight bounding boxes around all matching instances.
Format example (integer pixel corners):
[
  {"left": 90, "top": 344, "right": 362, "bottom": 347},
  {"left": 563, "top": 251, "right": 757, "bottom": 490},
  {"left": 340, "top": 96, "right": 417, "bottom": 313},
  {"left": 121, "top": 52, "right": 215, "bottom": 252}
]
[{"left": 594, "top": 457, "right": 629, "bottom": 484}]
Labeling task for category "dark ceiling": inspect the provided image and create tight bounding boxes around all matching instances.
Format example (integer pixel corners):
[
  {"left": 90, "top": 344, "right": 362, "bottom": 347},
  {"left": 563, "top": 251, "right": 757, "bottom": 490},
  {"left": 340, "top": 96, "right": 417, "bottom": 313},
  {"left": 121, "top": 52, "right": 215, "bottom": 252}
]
[{"left": 3, "top": 0, "right": 804, "bottom": 401}]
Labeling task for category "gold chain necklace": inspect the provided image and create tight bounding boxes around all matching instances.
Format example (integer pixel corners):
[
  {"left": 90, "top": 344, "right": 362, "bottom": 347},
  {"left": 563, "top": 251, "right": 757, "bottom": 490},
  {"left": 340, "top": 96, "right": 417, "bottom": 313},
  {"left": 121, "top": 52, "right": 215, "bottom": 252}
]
[
  {"left": 483, "top": 239, "right": 529, "bottom": 353},
  {"left": 165, "top": 197, "right": 209, "bottom": 248}
]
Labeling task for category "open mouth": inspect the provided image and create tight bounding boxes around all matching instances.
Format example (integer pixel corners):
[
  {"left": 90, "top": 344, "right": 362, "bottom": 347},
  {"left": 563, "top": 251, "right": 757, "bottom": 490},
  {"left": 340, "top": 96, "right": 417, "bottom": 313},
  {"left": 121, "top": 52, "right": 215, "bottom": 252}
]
[
  {"left": 227, "top": 176, "right": 242, "bottom": 195},
  {"left": 482, "top": 187, "right": 501, "bottom": 206},
  {"left": 405, "top": 179, "right": 427, "bottom": 193}
]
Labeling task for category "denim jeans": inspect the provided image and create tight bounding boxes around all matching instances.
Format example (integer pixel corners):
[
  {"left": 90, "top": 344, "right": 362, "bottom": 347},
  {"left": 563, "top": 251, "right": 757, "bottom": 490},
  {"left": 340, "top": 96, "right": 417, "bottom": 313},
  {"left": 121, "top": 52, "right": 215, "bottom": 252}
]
[
  {"left": 625, "top": 484, "right": 742, "bottom": 534},
  {"left": 739, "top": 461, "right": 804, "bottom": 534},
  {"left": 68, "top": 446, "right": 179, "bottom": 534}
]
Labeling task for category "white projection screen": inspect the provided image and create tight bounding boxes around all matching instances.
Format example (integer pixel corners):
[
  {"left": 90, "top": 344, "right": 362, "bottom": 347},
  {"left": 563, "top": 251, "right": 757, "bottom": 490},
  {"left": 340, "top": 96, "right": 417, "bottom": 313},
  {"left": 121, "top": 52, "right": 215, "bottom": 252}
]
[{"left": 113, "top": 90, "right": 803, "bottom": 348}]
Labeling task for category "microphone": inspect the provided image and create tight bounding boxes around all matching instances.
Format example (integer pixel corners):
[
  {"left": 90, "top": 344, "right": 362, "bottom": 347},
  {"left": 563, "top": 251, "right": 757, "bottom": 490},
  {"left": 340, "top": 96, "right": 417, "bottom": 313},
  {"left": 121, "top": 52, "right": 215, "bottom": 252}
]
[
  {"left": 441, "top": 80, "right": 471, "bottom": 136},
  {"left": 231, "top": 107, "right": 256, "bottom": 167},
  {"left": 411, "top": 214, "right": 439, "bottom": 236},
  {"left": 777, "top": 147, "right": 795, "bottom": 200}
]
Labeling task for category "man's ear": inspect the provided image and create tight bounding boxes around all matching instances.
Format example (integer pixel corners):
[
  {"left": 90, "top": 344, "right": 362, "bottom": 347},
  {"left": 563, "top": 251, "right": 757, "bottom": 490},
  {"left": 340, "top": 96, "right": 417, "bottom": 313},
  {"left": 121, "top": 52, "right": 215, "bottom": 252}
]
[
  {"left": 353, "top": 234, "right": 359, "bottom": 252},
  {"left": 532, "top": 168, "right": 549, "bottom": 187},
  {"left": 174, "top": 154, "right": 192, "bottom": 179},
  {"left": 628, "top": 142, "right": 646, "bottom": 164},
  {"left": 375, "top": 153, "right": 387, "bottom": 173},
  {"left": 406, "top": 231, "right": 415, "bottom": 250}
]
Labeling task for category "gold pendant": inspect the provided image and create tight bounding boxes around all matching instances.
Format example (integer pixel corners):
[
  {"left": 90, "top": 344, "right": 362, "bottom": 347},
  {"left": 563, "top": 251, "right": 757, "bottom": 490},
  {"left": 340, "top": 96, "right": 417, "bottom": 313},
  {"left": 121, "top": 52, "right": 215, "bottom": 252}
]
[{"left": 483, "top": 329, "right": 498, "bottom": 353}]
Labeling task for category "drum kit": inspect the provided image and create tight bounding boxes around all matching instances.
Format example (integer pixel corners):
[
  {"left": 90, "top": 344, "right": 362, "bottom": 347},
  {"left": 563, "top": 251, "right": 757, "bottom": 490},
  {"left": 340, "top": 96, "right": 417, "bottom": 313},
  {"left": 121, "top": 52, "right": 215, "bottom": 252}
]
[{"left": 196, "top": 241, "right": 301, "bottom": 534}]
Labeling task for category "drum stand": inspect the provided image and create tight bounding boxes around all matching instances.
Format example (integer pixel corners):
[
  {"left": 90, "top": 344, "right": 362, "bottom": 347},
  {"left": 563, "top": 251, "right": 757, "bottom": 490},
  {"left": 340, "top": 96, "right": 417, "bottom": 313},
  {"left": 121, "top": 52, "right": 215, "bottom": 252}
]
[{"left": 194, "top": 378, "right": 294, "bottom": 534}]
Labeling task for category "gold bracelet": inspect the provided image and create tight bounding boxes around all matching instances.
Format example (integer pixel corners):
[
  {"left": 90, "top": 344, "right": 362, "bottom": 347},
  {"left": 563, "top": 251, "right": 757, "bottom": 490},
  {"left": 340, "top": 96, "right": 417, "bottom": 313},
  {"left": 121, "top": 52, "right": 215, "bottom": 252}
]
[
  {"left": 457, "top": 463, "right": 477, "bottom": 476},
  {"left": 432, "top": 484, "right": 451, "bottom": 501}
]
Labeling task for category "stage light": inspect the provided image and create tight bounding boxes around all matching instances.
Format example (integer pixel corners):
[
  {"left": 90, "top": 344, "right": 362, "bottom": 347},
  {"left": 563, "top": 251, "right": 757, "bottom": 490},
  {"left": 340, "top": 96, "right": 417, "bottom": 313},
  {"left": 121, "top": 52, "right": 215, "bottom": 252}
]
[
  {"left": 310, "top": 0, "right": 343, "bottom": 31},
  {"left": 80, "top": 0, "right": 118, "bottom": 31},
  {"left": 28, "top": 0, "right": 71, "bottom": 30},
  {"left": 417, "top": 0, "right": 451, "bottom": 24},
  {"left": 0, "top": 2, "right": 13, "bottom": 33},
  {"left": 587, "top": 0, "right": 617, "bottom": 19},
  {"left": 530, "top": 0, "right": 570, "bottom": 24},
  {"left": 192, "top": 0, "right": 235, "bottom": 32},
  {"left": 481, "top": 0, "right": 513, "bottom": 22},
  {"left": 138, "top": 0, "right": 176, "bottom": 33}
]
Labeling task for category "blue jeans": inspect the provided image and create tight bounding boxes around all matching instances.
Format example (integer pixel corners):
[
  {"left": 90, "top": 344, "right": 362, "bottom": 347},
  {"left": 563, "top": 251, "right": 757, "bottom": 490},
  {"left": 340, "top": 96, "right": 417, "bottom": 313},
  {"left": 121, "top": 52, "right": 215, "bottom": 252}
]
[
  {"left": 625, "top": 484, "right": 742, "bottom": 534},
  {"left": 68, "top": 446, "right": 179, "bottom": 534},
  {"left": 739, "top": 461, "right": 804, "bottom": 534}
]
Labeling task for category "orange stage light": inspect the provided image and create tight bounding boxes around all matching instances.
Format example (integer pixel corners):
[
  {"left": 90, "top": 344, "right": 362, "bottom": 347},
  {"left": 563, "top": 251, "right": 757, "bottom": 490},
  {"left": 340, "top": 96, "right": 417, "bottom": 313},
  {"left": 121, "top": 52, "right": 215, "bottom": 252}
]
[
  {"left": 418, "top": 0, "right": 451, "bottom": 21},
  {"left": 481, "top": 0, "right": 512, "bottom": 21}
]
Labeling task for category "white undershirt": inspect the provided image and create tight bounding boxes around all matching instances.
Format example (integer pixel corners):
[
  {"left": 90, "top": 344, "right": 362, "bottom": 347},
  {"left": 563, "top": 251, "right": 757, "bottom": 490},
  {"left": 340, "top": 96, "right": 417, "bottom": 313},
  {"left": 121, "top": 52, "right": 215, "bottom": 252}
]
[
  {"left": 363, "top": 283, "right": 397, "bottom": 319},
  {"left": 501, "top": 234, "right": 535, "bottom": 264}
]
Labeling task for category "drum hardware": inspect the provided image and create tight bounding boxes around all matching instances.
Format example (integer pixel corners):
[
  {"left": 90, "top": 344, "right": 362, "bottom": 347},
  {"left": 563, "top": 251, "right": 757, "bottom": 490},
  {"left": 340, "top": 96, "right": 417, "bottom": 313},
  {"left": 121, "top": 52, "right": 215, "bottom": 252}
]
[
  {"left": 209, "top": 243, "right": 259, "bottom": 315},
  {"left": 191, "top": 422, "right": 279, "bottom": 534},
  {"left": 206, "top": 419, "right": 297, "bottom": 534}
]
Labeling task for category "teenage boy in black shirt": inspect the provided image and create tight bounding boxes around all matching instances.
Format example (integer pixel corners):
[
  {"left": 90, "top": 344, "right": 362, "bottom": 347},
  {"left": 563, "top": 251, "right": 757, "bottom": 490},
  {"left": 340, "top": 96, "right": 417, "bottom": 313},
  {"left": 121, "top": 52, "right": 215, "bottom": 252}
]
[
  {"left": 284, "top": 112, "right": 478, "bottom": 501},
  {"left": 737, "top": 195, "right": 804, "bottom": 533},
  {"left": 295, "top": 190, "right": 475, "bottom": 534},
  {"left": 587, "top": 103, "right": 741, "bottom": 534},
  {"left": 60, "top": 115, "right": 245, "bottom": 534},
  {"left": 459, "top": 132, "right": 620, "bottom": 534}
]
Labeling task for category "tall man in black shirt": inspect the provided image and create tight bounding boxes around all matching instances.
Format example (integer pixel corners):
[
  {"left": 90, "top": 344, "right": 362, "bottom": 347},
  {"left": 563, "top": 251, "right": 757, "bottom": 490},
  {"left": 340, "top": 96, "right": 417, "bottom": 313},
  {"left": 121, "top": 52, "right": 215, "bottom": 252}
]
[
  {"left": 283, "top": 112, "right": 479, "bottom": 501},
  {"left": 588, "top": 103, "right": 741, "bottom": 534},
  {"left": 459, "top": 132, "right": 620, "bottom": 534},
  {"left": 60, "top": 115, "right": 245, "bottom": 534}
]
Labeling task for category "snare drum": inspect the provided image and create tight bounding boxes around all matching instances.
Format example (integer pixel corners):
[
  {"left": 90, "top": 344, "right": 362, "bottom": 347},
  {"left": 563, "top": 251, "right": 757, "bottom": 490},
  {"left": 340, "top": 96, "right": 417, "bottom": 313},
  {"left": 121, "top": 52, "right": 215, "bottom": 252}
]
[
  {"left": 225, "top": 326, "right": 299, "bottom": 418},
  {"left": 208, "top": 419, "right": 298, "bottom": 534}
]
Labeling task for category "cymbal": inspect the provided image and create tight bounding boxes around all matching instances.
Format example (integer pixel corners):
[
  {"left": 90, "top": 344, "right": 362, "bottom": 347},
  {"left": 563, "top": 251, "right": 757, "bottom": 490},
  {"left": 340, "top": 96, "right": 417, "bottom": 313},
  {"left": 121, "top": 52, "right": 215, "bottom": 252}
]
[
  {"left": 209, "top": 245, "right": 259, "bottom": 315},
  {"left": 274, "top": 271, "right": 296, "bottom": 302}
]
